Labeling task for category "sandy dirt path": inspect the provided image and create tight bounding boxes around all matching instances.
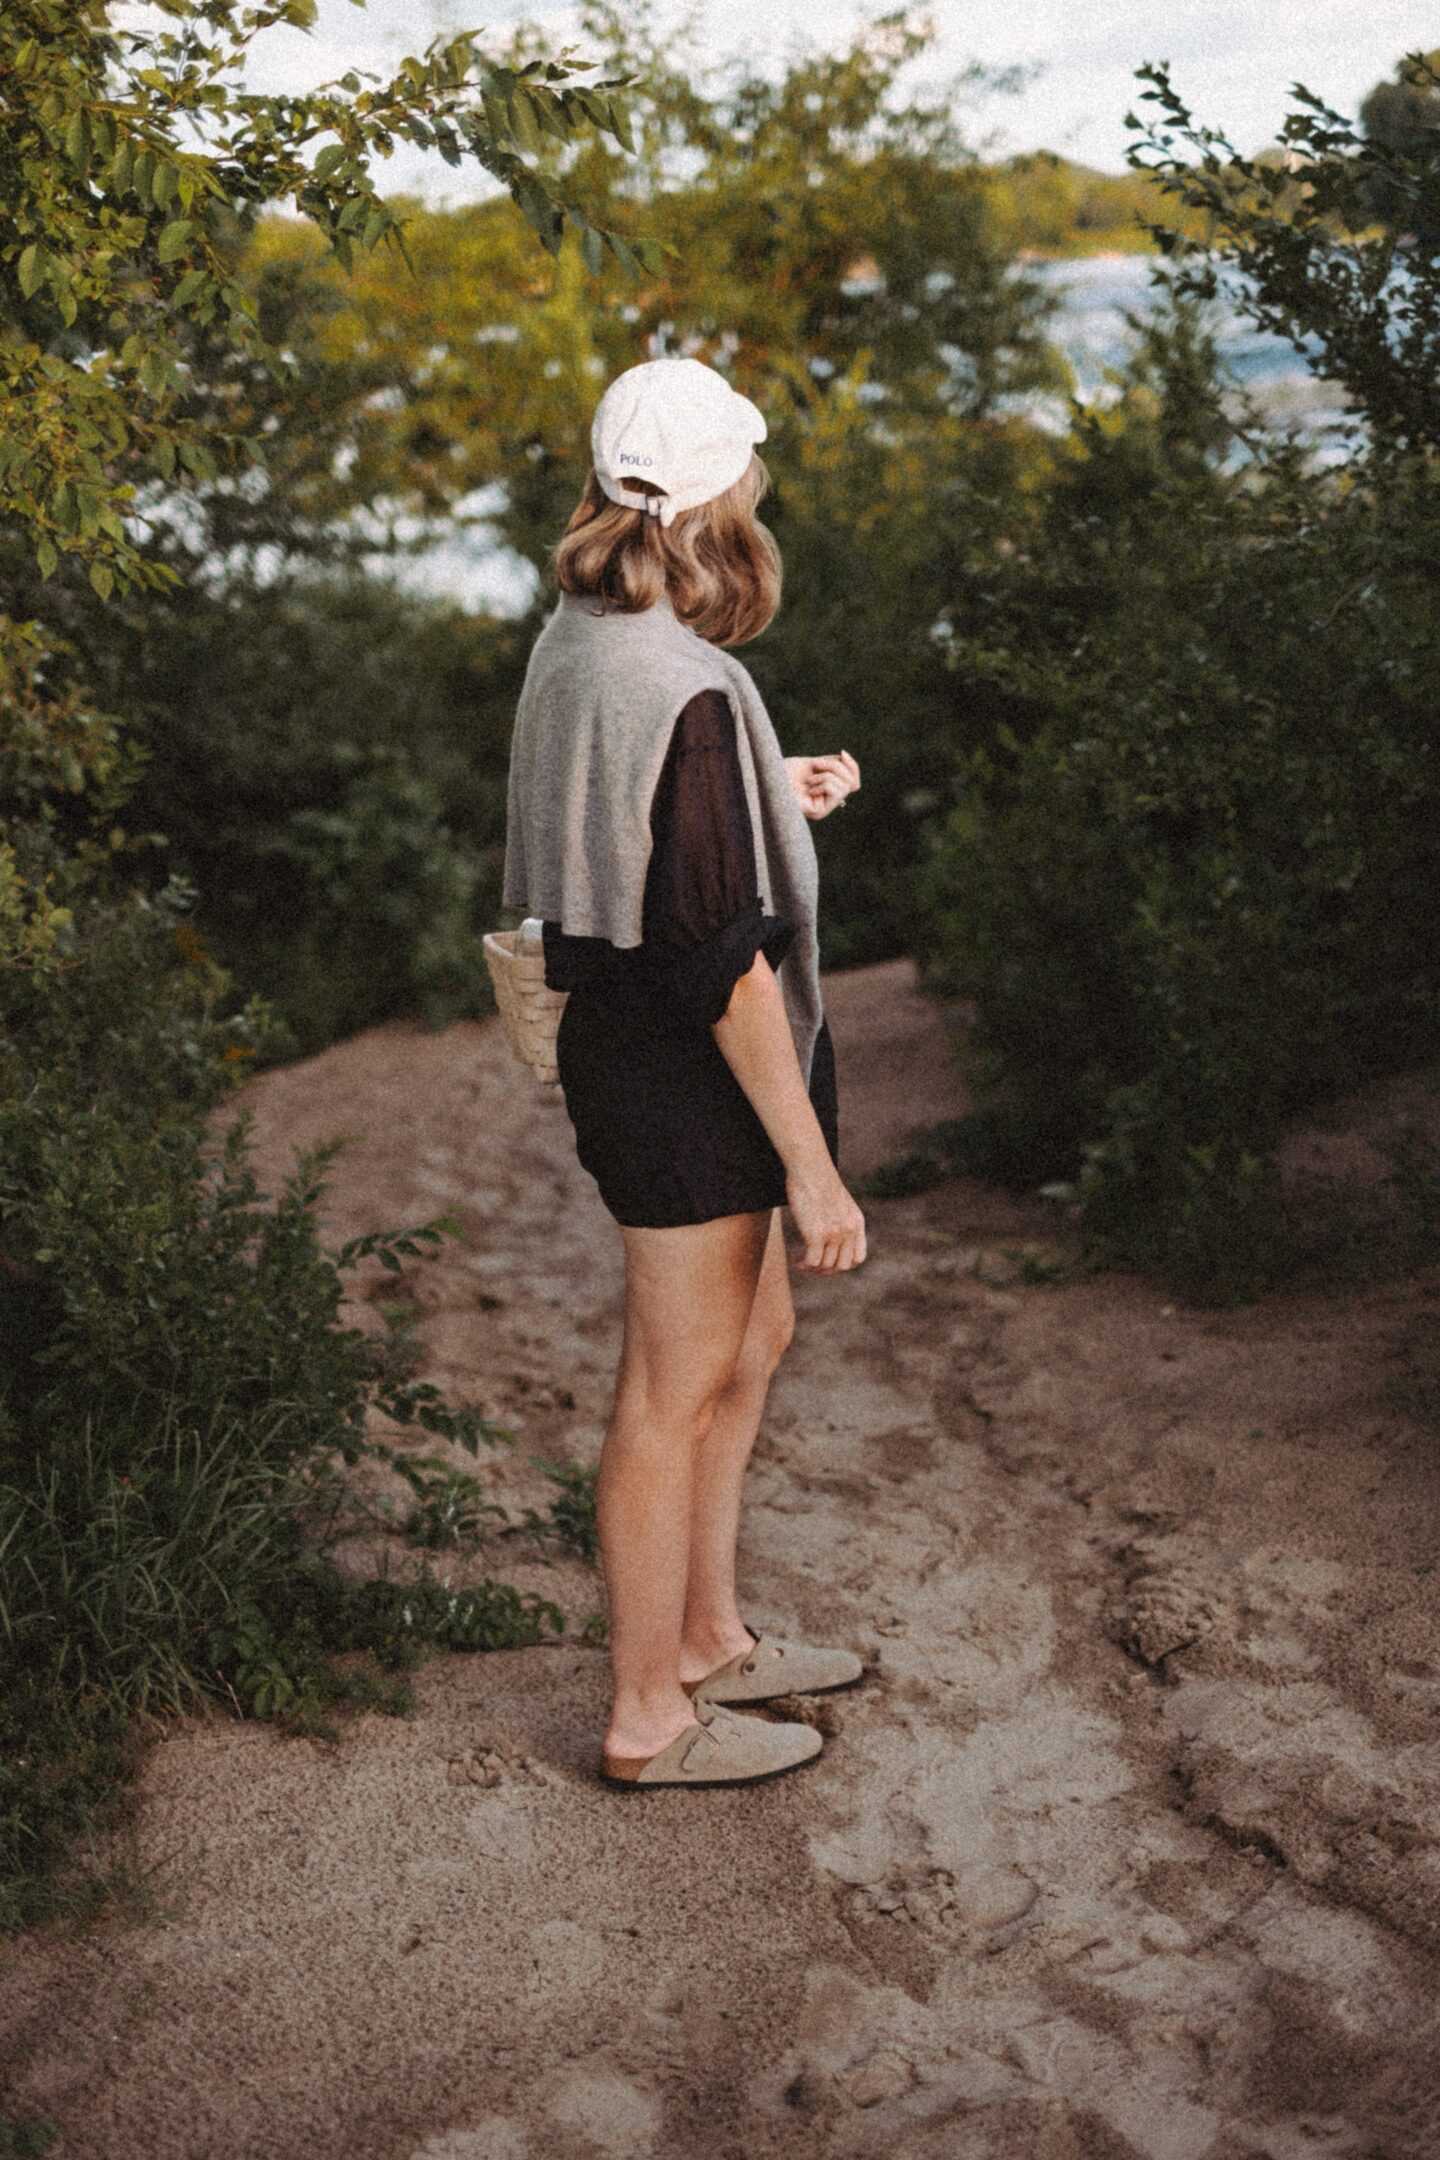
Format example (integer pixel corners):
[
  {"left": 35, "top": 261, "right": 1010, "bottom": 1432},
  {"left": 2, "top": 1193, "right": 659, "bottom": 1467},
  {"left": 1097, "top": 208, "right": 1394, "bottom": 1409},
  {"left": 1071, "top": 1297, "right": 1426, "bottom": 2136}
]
[{"left": 3, "top": 958, "right": 1439, "bottom": 2160}]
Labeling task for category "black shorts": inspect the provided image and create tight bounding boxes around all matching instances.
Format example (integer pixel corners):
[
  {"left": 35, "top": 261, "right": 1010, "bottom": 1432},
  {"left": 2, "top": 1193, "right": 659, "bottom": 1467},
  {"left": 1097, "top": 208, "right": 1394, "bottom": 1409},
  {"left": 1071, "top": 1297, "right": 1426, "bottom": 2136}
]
[{"left": 554, "top": 985, "right": 838, "bottom": 1229}]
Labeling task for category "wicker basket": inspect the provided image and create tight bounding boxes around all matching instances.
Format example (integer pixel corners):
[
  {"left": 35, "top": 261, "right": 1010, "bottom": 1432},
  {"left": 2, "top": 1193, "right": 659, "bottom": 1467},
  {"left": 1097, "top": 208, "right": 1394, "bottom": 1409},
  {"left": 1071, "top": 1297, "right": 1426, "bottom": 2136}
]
[{"left": 482, "top": 918, "right": 569, "bottom": 1086}]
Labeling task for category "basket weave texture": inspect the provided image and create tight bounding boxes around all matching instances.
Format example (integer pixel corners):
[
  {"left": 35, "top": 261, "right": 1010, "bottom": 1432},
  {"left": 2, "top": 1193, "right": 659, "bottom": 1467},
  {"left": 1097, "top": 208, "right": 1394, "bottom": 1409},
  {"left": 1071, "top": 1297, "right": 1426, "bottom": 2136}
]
[{"left": 482, "top": 918, "right": 569, "bottom": 1085}]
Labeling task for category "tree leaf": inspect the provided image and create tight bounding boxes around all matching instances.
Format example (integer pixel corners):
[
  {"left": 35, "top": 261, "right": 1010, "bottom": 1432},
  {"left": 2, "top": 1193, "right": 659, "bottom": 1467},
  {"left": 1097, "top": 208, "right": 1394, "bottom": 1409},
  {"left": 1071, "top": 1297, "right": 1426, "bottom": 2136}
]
[
  {"left": 507, "top": 87, "right": 540, "bottom": 152},
  {"left": 579, "top": 221, "right": 605, "bottom": 276},
  {"left": 89, "top": 561, "right": 115, "bottom": 602},
  {"left": 36, "top": 537, "right": 57, "bottom": 579},
  {"left": 157, "top": 219, "right": 195, "bottom": 262},
  {"left": 606, "top": 97, "right": 637, "bottom": 154},
  {"left": 530, "top": 89, "right": 568, "bottom": 142},
  {"left": 17, "top": 244, "right": 44, "bottom": 300},
  {"left": 508, "top": 165, "right": 552, "bottom": 227},
  {"left": 65, "top": 109, "right": 92, "bottom": 169}
]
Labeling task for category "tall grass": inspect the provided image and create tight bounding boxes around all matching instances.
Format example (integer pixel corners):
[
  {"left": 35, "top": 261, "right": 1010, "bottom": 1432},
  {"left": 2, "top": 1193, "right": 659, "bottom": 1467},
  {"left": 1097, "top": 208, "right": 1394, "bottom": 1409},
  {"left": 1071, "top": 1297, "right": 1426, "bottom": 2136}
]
[{"left": 0, "top": 1353, "right": 594, "bottom": 1936}]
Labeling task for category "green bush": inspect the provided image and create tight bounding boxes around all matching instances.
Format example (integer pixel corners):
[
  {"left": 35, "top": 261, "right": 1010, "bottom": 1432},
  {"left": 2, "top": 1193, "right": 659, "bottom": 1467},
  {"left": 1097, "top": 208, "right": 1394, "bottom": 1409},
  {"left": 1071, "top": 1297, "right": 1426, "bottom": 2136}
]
[
  {"left": 0, "top": 663, "right": 568, "bottom": 1934},
  {"left": 63, "top": 573, "right": 532, "bottom": 1056},
  {"left": 911, "top": 295, "right": 1440, "bottom": 1301},
  {"left": 900, "top": 66, "right": 1440, "bottom": 1302}
]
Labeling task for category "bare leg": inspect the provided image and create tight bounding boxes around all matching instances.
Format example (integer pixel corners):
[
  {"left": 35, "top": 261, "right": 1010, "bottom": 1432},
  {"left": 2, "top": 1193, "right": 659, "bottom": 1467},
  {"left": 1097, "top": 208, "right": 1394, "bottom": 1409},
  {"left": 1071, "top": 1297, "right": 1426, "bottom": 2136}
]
[
  {"left": 599, "top": 1206, "right": 772, "bottom": 1761},
  {"left": 679, "top": 1207, "right": 795, "bottom": 1682}
]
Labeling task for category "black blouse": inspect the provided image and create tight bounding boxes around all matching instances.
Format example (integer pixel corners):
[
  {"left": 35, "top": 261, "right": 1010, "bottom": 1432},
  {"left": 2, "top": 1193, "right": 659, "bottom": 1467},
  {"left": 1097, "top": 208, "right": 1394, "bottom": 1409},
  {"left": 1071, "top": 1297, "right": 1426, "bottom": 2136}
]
[{"left": 541, "top": 688, "right": 797, "bottom": 1025}]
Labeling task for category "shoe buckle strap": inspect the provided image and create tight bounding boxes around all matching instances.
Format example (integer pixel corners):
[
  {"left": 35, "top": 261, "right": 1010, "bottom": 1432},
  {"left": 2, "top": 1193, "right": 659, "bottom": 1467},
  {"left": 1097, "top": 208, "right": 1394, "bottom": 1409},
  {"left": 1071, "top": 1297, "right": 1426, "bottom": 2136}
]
[
  {"left": 742, "top": 1632, "right": 783, "bottom": 1678},
  {"left": 684, "top": 1701, "right": 743, "bottom": 1768}
]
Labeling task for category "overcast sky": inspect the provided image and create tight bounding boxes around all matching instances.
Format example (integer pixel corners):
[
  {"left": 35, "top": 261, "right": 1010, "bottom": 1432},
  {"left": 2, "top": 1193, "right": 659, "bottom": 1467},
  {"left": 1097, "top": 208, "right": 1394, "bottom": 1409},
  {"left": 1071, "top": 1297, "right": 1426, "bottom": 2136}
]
[{"left": 236, "top": 0, "right": 1438, "bottom": 186}]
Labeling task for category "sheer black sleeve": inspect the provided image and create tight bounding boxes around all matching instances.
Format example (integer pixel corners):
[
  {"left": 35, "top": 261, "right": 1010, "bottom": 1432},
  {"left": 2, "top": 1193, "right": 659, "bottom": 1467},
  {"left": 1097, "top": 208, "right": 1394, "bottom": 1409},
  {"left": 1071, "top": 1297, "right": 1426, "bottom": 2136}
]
[{"left": 640, "top": 688, "right": 796, "bottom": 1028}]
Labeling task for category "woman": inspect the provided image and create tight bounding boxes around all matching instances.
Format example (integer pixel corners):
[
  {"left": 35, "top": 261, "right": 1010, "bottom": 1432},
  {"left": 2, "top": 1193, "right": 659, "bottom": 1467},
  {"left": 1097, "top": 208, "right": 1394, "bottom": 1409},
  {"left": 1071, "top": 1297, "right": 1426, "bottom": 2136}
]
[{"left": 502, "top": 356, "right": 868, "bottom": 1790}]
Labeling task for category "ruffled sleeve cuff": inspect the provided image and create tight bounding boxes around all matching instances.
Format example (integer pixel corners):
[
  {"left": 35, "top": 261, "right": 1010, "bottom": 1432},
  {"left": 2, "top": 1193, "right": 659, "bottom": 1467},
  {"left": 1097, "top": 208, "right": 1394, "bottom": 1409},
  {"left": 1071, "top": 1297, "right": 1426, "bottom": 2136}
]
[{"left": 645, "top": 893, "right": 797, "bottom": 1030}]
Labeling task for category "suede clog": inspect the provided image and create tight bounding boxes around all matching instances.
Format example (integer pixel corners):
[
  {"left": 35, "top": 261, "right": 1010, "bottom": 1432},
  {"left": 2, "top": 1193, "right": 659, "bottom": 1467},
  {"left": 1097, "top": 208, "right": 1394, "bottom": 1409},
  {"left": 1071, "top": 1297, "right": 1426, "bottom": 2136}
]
[
  {"left": 682, "top": 1626, "right": 864, "bottom": 1707},
  {"left": 599, "top": 1697, "right": 823, "bottom": 1788}
]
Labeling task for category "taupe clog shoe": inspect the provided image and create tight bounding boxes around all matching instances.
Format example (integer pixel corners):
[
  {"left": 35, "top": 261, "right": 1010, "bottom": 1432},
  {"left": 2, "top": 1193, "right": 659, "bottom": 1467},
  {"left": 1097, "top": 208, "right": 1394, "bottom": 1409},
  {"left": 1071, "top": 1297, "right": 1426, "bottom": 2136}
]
[
  {"left": 599, "top": 1698, "right": 822, "bottom": 1788},
  {"left": 683, "top": 1627, "right": 864, "bottom": 1707}
]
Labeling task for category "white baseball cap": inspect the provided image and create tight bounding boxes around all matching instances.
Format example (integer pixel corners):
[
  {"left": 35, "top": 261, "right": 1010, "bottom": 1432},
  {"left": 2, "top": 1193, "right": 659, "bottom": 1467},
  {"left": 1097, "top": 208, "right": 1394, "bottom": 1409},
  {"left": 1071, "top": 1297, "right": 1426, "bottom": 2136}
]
[{"left": 591, "top": 356, "right": 767, "bottom": 528}]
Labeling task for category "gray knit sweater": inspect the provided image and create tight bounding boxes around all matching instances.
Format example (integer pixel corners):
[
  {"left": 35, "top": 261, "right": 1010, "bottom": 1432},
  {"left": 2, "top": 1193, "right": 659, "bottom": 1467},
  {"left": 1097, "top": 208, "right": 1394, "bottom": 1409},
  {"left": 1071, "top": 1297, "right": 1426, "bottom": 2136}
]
[{"left": 502, "top": 587, "right": 824, "bottom": 1085}]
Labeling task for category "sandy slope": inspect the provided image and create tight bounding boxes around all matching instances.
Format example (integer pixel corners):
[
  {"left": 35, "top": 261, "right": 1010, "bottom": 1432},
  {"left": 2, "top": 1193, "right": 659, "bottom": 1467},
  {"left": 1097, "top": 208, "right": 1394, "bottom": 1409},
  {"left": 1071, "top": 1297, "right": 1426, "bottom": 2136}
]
[{"left": 2, "top": 958, "right": 1439, "bottom": 2160}]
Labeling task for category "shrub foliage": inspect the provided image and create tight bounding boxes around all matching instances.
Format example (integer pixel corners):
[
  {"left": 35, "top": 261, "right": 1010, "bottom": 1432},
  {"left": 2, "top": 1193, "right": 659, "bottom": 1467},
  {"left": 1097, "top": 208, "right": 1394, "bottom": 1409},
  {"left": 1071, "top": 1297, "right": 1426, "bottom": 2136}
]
[
  {"left": 910, "top": 67, "right": 1440, "bottom": 1299},
  {"left": 0, "top": 1, "right": 638, "bottom": 1929}
]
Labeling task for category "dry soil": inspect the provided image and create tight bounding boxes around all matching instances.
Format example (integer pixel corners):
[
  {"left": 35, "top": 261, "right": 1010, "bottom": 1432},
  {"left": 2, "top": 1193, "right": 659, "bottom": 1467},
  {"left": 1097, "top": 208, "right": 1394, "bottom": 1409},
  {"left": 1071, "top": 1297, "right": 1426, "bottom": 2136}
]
[{"left": 2, "top": 958, "right": 1439, "bottom": 2160}]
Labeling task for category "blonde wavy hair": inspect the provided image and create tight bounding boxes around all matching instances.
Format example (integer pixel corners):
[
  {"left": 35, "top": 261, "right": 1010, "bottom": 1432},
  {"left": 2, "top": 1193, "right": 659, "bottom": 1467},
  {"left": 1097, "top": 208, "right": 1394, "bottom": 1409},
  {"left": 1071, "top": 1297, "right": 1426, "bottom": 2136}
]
[{"left": 552, "top": 451, "right": 781, "bottom": 647}]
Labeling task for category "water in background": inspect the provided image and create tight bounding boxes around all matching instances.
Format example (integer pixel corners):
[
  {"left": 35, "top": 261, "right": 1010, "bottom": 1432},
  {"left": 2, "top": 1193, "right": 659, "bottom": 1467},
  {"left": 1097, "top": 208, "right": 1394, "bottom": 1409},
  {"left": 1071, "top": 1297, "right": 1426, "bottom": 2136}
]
[{"left": 1025, "top": 252, "right": 1356, "bottom": 451}]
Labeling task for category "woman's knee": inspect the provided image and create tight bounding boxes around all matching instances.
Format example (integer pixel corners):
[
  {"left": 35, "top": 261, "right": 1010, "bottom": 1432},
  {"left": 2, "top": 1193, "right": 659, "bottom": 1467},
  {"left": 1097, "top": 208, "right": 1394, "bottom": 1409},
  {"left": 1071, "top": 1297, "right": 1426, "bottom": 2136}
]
[
  {"left": 613, "top": 1364, "right": 735, "bottom": 1442},
  {"left": 732, "top": 1301, "right": 796, "bottom": 1388},
  {"left": 730, "top": 1228, "right": 796, "bottom": 1384},
  {"left": 768, "top": 1303, "right": 798, "bottom": 1371}
]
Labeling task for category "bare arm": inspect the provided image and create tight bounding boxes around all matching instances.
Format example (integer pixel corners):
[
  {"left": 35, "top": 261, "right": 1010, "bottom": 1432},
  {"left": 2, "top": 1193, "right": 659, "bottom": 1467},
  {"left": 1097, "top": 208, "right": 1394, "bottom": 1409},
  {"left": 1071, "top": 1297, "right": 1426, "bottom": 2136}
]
[
  {"left": 640, "top": 690, "right": 864, "bottom": 1271},
  {"left": 711, "top": 951, "right": 866, "bottom": 1273}
]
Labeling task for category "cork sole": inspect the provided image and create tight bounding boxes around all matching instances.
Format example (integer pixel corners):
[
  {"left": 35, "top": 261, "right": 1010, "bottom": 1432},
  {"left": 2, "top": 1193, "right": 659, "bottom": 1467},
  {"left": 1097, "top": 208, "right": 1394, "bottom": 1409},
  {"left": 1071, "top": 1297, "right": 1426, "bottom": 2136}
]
[{"left": 598, "top": 1746, "right": 822, "bottom": 1791}]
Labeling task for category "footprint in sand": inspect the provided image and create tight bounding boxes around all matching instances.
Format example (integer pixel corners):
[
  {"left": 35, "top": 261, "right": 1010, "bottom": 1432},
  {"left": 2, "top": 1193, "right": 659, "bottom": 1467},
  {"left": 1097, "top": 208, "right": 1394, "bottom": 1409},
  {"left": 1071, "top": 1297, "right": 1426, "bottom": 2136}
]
[
  {"left": 540, "top": 2057, "right": 664, "bottom": 2156},
  {"left": 1106, "top": 1542, "right": 1224, "bottom": 1668},
  {"left": 458, "top": 1800, "right": 537, "bottom": 1864}
]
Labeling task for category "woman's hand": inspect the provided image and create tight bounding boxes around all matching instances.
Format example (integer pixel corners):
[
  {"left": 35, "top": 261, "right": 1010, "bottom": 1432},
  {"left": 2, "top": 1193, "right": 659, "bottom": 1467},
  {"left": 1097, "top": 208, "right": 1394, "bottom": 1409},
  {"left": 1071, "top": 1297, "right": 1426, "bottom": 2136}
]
[
  {"left": 783, "top": 750, "right": 861, "bottom": 821},
  {"left": 785, "top": 1158, "right": 867, "bottom": 1273}
]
